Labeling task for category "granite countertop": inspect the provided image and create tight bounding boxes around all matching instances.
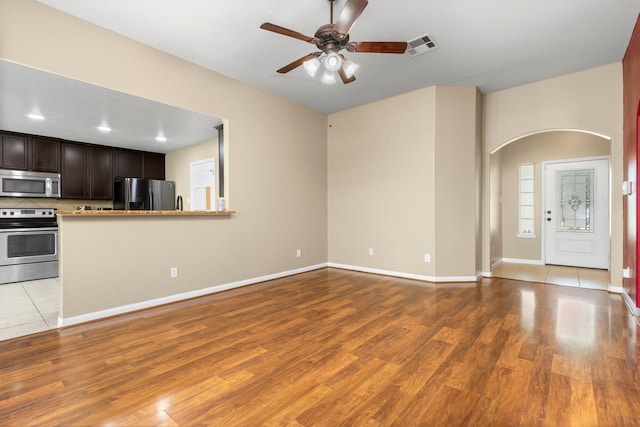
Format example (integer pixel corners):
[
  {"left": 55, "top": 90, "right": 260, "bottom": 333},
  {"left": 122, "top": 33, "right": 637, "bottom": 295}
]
[{"left": 57, "top": 210, "right": 235, "bottom": 216}]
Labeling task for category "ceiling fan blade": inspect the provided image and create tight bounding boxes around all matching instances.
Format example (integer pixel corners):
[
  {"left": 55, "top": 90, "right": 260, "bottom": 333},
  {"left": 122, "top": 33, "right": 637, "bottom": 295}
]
[
  {"left": 260, "top": 22, "right": 316, "bottom": 43},
  {"left": 276, "top": 53, "right": 319, "bottom": 74},
  {"left": 338, "top": 67, "right": 356, "bottom": 84},
  {"left": 332, "top": 0, "right": 368, "bottom": 39},
  {"left": 351, "top": 41, "right": 407, "bottom": 54}
]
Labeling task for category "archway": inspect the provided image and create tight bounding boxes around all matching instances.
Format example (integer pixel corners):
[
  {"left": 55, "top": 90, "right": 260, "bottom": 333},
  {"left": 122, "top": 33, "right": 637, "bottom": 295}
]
[{"left": 489, "top": 129, "right": 612, "bottom": 286}]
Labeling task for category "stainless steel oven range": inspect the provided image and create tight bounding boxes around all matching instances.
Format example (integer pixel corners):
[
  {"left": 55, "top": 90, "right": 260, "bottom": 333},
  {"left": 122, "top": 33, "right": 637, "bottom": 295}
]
[{"left": 0, "top": 208, "right": 58, "bottom": 284}]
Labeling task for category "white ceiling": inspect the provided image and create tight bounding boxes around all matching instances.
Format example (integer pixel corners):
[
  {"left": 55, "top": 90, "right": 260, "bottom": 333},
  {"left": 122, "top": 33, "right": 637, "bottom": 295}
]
[
  {"left": 36, "top": 0, "right": 640, "bottom": 114},
  {"left": 3, "top": 1, "right": 639, "bottom": 153},
  {"left": 0, "top": 60, "right": 221, "bottom": 153}
]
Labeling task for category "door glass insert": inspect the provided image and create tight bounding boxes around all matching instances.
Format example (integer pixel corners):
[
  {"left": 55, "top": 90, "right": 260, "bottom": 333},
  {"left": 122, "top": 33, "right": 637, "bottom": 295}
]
[{"left": 557, "top": 168, "right": 594, "bottom": 232}]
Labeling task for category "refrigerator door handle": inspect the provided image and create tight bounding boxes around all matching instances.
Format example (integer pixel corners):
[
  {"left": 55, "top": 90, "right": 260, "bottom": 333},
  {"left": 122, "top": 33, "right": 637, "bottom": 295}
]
[
  {"left": 124, "top": 180, "right": 131, "bottom": 210},
  {"left": 149, "top": 188, "right": 154, "bottom": 210}
]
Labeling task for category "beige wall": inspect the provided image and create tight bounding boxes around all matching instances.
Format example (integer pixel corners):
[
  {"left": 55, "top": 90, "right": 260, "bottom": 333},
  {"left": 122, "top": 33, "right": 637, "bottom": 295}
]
[
  {"left": 496, "top": 131, "right": 610, "bottom": 261},
  {"left": 328, "top": 87, "right": 437, "bottom": 276},
  {"left": 489, "top": 149, "right": 503, "bottom": 267},
  {"left": 1, "top": 0, "right": 328, "bottom": 318},
  {"left": 475, "top": 91, "right": 484, "bottom": 273},
  {"left": 327, "top": 85, "right": 481, "bottom": 280},
  {"left": 433, "top": 86, "right": 482, "bottom": 277},
  {"left": 483, "top": 64, "right": 623, "bottom": 284},
  {"left": 165, "top": 138, "right": 218, "bottom": 211}
]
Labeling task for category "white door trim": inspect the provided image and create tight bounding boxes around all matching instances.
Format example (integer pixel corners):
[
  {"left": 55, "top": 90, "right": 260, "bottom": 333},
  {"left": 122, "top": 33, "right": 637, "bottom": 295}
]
[{"left": 541, "top": 155, "right": 611, "bottom": 268}]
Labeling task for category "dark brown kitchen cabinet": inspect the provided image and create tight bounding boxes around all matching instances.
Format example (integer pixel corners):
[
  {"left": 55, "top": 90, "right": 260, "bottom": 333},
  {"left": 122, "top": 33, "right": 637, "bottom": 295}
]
[
  {"left": 113, "top": 149, "right": 143, "bottom": 178},
  {"left": 30, "top": 136, "right": 60, "bottom": 172},
  {"left": 0, "top": 133, "right": 29, "bottom": 170},
  {"left": 61, "top": 142, "right": 88, "bottom": 198},
  {"left": 0, "top": 131, "right": 60, "bottom": 172},
  {"left": 1, "top": 129, "right": 166, "bottom": 200},
  {"left": 143, "top": 152, "right": 165, "bottom": 180},
  {"left": 89, "top": 146, "right": 113, "bottom": 199}
]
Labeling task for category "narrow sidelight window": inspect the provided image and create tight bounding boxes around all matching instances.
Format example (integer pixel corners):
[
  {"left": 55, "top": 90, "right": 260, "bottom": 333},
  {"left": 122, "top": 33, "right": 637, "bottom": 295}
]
[{"left": 518, "top": 162, "right": 535, "bottom": 237}]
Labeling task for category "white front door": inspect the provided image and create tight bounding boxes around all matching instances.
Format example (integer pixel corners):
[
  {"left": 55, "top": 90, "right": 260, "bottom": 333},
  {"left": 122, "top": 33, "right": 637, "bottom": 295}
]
[{"left": 544, "top": 158, "right": 609, "bottom": 269}]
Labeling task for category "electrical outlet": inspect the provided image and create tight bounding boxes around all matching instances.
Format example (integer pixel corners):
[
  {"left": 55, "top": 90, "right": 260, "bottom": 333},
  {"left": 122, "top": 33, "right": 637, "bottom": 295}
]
[
  {"left": 296, "top": 249, "right": 301, "bottom": 257},
  {"left": 424, "top": 254, "right": 431, "bottom": 263},
  {"left": 170, "top": 267, "right": 178, "bottom": 278},
  {"left": 369, "top": 248, "right": 374, "bottom": 256}
]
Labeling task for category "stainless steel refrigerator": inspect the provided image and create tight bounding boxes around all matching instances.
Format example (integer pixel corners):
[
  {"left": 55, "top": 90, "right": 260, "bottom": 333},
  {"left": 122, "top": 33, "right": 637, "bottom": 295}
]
[{"left": 113, "top": 178, "right": 175, "bottom": 210}]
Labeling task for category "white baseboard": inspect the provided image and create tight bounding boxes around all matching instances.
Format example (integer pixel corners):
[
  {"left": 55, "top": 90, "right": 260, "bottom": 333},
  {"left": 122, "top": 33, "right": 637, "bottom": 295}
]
[
  {"left": 607, "top": 286, "right": 623, "bottom": 294},
  {"left": 621, "top": 291, "right": 640, "bottom": 316},
  {"left": 59, "top": 263, "right": 328, "bottom": 328},
  {"left": 501, "top": 258, "right": 545, "bottom": 265},
  {"left": 327, "top": 263, "right": 480, "bottom": 284},
  {"left": 491, "top": 259, "right": 503, "bottom": 270}
]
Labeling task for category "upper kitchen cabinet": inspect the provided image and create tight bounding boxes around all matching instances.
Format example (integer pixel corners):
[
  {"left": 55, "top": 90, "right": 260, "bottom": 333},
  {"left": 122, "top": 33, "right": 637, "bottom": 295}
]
[
  {"left": 0, "top": 131, "right": 60, "bottom": 172},
  {"left": 89, "top": 145, "right": 113, "bottom": 200},
  {"left": 30, "top": 136, "right": 60, "bottom": 172},
  {"left": 113, "top": 149, "right": 143, "bottom": 178},
  {"left": 143, "top": 152, "right": 165, "bottom": 180},
  {"left": 0, "top": 132, "right": 28, "bottom": 170},
  {"left": 61, "top": 142, "right": 88, "bottom": 199}
]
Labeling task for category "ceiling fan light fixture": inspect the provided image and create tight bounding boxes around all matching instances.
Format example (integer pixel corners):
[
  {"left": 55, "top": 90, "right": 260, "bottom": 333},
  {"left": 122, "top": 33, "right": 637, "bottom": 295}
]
[
  {"left": 343, "top": 59, "right": 359, "bottom": 78},
  {"left": 303, "top": 57, "right": 321, "bottom": 77},
  {"left": 321, "top": 70, "right": 337, "bottom": 84},
  {"left": 324, "top": 51, "right": 343, "bottom": 72}
]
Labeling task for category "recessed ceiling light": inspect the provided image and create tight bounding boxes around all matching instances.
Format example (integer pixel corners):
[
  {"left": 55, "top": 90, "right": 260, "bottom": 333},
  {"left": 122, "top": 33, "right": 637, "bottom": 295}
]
[
  {"left": 27, "top": 112, "right": 45, "bottom": 121},
  {"left": 155, "top": 134, "right": 167, "bottom": 142},
  {"left": 97, "top": 124, "right": 112, "bottom": 132}
]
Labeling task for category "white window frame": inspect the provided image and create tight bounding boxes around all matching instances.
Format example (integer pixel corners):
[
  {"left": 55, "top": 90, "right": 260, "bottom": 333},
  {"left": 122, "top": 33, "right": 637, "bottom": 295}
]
[{"left": 518, "top": 162, "right": 536, "bottom": 238}]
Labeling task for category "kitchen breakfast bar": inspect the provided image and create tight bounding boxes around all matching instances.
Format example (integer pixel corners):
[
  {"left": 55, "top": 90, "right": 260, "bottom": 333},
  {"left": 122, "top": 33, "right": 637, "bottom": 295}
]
[{"left": 56, "top": 210, "right": 237, "bottom": 327}]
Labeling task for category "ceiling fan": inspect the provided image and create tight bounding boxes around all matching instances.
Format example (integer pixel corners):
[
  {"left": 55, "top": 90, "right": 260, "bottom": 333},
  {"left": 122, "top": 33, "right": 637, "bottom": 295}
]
[{"left": 260, "top": 0, "right": 407, "bottom": 84}]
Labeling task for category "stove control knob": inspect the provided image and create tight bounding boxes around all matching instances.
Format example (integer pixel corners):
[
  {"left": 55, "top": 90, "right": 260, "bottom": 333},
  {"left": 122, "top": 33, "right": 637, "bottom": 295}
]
[
  {"left": 9, "top": 212, "right": 14, "bottom": 215},
  {"left": 1, "top": 212, "right": 5, "bottom": 215}
]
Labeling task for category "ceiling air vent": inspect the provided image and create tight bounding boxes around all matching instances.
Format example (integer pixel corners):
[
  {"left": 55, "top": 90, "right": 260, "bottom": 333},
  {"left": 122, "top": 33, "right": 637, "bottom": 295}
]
[{"left": 406, "top": 34, "right": 438, "bottom": 57}]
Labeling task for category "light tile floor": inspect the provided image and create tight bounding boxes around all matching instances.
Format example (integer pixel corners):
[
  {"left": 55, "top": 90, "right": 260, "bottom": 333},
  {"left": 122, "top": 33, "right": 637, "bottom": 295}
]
[
  {"left": 492, "top": 262, "right": 609, "bottom": 291},
  {"left": 0, "top": 278, "right": 60, "bottom": 341}
]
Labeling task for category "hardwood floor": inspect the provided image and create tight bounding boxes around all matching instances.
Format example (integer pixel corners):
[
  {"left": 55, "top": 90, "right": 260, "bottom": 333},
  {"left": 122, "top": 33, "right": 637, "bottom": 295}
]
[{"left": 0, "top": 268, "right": 638, "bottom": 426}]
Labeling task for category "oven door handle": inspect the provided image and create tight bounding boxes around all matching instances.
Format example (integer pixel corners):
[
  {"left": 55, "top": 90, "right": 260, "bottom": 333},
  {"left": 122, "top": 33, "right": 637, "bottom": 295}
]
[{"left": 0, "top": 227, "right": 58, "bottom": 232}]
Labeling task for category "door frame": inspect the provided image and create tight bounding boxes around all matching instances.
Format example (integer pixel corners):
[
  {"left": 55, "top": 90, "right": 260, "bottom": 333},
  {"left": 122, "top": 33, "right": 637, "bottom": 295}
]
[{"left": 541, "top": 155, "right": 611, "bottom": 268}]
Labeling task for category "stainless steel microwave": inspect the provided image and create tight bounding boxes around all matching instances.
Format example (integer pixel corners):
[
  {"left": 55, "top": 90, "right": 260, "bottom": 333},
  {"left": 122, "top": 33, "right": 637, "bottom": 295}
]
[{"left": 0, "top": 170, "right": 61, "bottom": 198}]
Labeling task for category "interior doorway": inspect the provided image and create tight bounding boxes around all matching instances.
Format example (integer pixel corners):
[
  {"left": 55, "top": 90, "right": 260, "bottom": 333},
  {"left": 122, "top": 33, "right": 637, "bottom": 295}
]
[
  {"left": 190, "top": 158, "right": 215, "bottom": 211},
  {"left": 489, "top": 131, "right": 611, "bottom": 272}
]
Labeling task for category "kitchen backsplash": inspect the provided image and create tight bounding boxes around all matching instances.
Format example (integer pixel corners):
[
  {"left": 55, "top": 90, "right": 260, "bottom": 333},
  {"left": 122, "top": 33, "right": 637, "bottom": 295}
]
[{"left": 0, "top": 198, "right": 113, "bottom": 210}]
